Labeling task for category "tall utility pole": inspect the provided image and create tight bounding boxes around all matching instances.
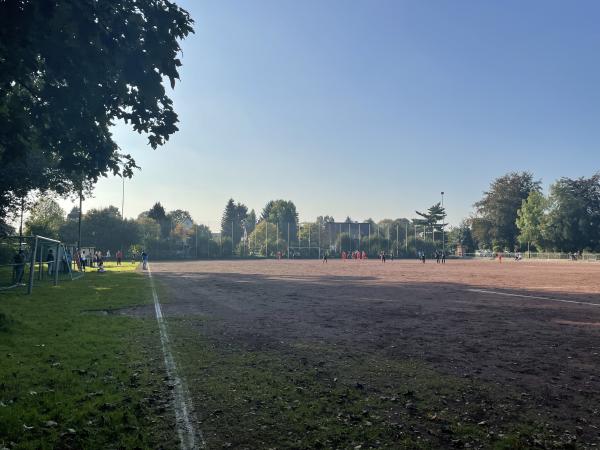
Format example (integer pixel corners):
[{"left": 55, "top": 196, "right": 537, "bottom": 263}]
[
  {"left": 19, "top": 197, "right": 25, "bottom": 249},
  {"left": 348, "top": 223, "right": 351, "bottom": 252},
  {"left": 77, "top": 190, "right": 83, "bottom": 251},
  {"left": 318, "top": 221, "right": 321, "bottom": 255},
  {"left": 121, "top": 175, "right": 125, "bottom": 220},
  {"left": 414, "top": 224, "right": 417, "bottom": 254},
  {"left": 441, "top": 191, "right": 445, "bottom": 255}
]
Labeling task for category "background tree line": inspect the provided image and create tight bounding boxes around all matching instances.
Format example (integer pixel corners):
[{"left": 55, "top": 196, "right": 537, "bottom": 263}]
[
  {"left": 469, "top": 172, "right": 600, "bottom": 254},
  {"left": 10, "top": 170, "right": 600, "bottom": 259}
]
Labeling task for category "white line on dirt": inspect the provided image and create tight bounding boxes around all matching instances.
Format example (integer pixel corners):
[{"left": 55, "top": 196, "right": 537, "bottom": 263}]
[
  {"left": 147, "top": 265, "right": 204, "bottom": 449},
  {"left": 467, "top": 288, "right": 600, "bottom": 307}
]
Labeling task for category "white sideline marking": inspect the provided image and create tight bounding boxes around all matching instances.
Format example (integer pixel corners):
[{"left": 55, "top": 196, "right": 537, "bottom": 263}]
[
  {"left": 467, "top": 288, "right": 600, "bottom": 307},
  {"left": 147, "top": 265, "right": 203, "bottom": 449}
]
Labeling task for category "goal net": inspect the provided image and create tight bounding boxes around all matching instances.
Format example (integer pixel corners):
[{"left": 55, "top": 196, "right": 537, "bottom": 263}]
[{"left": 0, "top": 235, "right": 84, "bottom": 294}]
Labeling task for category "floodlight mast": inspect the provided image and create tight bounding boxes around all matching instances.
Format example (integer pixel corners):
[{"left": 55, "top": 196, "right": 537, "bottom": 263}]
[
  {"left": 78, "top": 190, "right": 83, "bottom": 251},
  {"left": 121, "top": 174, "right": 125, "bottom": 220},
  {"left": 441, "top": 191, "right": 445, "bottom": 255}
]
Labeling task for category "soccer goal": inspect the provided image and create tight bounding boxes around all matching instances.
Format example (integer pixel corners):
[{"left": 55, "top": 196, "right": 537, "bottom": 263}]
[{"left": 0, "top": 235, "right": 84, "bottom": 294}]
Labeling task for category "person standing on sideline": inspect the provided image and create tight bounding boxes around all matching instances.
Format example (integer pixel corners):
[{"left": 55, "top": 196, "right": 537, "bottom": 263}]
[
  {"left": 13, "top": 250, "right": 25, "bottom": 284},
  {"left": 322, "top": 252, "right": 328, "bottom": 264},
  {"left": 442, "top": 251, "right": 446, "bottom": 264},
  {"left": 141, "top": 251, "right": 148, "bottom": 270},
  {"left": 46, "top": 249, "right": 55, "bottom": 275}
]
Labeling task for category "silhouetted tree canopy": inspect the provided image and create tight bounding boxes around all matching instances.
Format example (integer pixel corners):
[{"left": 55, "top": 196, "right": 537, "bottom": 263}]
[{"left": 0, "top": 0, "right": 194, "bottom": 221}]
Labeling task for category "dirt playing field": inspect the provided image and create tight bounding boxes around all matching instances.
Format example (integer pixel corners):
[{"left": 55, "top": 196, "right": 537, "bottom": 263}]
[{"left": 148, "top": 259, "right": 600, "bottom": 448}]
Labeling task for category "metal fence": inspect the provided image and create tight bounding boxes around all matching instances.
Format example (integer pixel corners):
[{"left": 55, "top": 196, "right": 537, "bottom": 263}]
[
  {"left": 199, "top": 221, "right": 445, "bottom": 259},
  {"left": 464, "top": 251, "right": 600, "bottom": 262}
]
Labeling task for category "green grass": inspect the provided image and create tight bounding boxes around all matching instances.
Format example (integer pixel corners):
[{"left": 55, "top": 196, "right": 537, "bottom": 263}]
[{"left": 0, "top": 263, "right": 177, "bottom": 449}]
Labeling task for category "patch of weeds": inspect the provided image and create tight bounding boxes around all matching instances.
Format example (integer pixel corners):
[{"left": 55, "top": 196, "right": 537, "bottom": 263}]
[
  {"left": 168, "top": 322, "right": 580, "bottom": 449},
  {"left": 0, "top": 312, "right": 13, "bottom": 332}
]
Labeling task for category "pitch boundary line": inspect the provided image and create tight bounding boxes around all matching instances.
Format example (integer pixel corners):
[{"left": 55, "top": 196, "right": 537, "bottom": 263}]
[
  {"left": 467, "top": 288, "right": 600, "bottom": 307},
  {"left": 147, "top": 265, "right": 204, "bottom": 449}
]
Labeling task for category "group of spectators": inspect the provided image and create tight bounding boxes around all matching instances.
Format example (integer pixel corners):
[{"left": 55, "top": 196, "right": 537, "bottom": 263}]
[
  {"left": 10, "top": 247, "right": 129, "bottom": 284},
  {"left": 77, "top": 249, "right": 124, "bottom": 272}
]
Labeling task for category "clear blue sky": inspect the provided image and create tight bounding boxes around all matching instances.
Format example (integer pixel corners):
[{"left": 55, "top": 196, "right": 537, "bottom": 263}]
[{"left": 64, "top": 0, "right": 600, "bottom": 229}]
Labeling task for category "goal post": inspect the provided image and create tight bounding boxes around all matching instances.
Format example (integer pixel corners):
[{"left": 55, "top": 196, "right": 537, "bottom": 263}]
[{"left": 22, "top": 235, "right": 83, "bottom": 294}]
